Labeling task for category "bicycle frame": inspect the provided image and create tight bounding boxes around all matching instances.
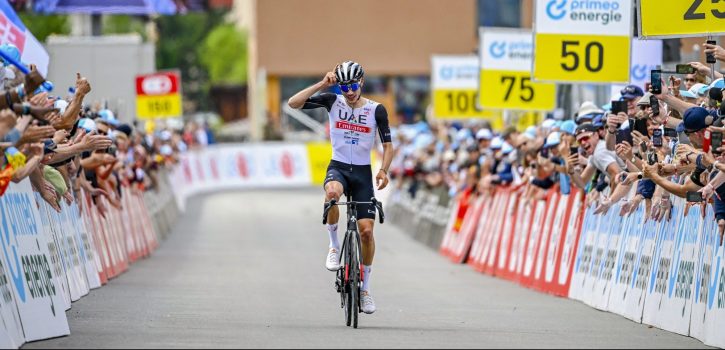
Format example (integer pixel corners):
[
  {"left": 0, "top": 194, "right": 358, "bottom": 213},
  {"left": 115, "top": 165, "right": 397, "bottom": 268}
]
[{"left": 322, "top": 197, "right": 384, "bottom": 328}]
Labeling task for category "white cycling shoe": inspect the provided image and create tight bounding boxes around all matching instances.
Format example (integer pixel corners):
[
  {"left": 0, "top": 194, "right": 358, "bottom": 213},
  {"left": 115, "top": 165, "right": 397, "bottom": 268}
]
[
  {"left": 325, "top": 248, "right": 341, "bottom": 271},
  {"left": 361, "top": 291, "right": 376, "bottom": 314}
]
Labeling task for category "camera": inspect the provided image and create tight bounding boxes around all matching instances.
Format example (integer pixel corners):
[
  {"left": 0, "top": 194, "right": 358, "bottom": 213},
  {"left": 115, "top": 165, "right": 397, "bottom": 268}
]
[{"left": 707, "top": 40, "right": 718, "bottom": 64}]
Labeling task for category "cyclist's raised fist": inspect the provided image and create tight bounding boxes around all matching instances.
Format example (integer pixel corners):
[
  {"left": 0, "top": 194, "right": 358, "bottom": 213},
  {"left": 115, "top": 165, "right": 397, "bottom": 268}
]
[{"left": 321, "top": 72, "right": 337, "bottom": 87}]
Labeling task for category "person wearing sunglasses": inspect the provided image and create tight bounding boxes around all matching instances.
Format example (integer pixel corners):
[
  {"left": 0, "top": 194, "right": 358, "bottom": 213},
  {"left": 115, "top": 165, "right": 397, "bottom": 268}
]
[{"left": 288, "top": 60, "right": 394, "bottom": 315}]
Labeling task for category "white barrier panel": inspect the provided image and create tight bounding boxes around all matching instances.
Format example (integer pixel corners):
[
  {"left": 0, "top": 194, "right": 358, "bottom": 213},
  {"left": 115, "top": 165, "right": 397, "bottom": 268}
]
[
  {"left": 533, "top": 192, "right": 562, "bottom": 283},
  {"left": 656, "top": 201, "right": 701, "bottom": 336},
  {"left": 569, "top": 204, "right": 602, "bottom": 301},
  {"left": 35, "top": 194, "right": 71, "bottom": 310},
  {"left": 590, "top": 206, "right": 625, "bottom": 311},
  {"left": 69, "top": 202, "right": 102, "bottom": 290},
  {"left": 691, "top": 209, "right": 717, "bottom": 342},
  {"left": 607, "top": 206, "right": 645, "bottom": 319},
  {"left": 172, "top": 144, "right": 313, "bottom": 210},
  {"left": 642, "top": 200, "right": 685, "bottom": 330},
  {"left": 701, "top": 213, "right": 725, "bottom": 348},
  {"left": 0, "top": 243, "right": 24, "bottom": 348},
  {"left": 0, "top": 181, "right": 70, "bottom": 342}
]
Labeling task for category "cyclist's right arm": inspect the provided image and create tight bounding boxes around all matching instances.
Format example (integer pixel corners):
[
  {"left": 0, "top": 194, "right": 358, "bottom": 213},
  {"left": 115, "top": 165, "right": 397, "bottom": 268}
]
[{"left": 288, "top": 72, "right": 337, "bottom": 109}]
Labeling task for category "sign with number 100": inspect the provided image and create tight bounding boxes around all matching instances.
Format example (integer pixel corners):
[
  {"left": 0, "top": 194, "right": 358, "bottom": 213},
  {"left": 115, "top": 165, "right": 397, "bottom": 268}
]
[{"left": 640, "top": 0, "right": 725, "bottom": 38}]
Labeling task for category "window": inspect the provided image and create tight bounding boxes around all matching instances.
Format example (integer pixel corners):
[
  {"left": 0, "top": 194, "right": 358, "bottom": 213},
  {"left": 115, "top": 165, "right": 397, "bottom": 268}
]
[{"left": 478, "top": 0, "right": 522, "bottom": 28}]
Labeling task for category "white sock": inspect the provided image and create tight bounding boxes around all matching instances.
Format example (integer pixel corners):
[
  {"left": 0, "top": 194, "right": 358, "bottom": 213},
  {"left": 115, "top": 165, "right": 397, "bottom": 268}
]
[
  {"left": 362, "top": 265, "right": 372, "bottom": 293},
  {"left": 328, "top": 224, "right": 339, "bottom": 250}
]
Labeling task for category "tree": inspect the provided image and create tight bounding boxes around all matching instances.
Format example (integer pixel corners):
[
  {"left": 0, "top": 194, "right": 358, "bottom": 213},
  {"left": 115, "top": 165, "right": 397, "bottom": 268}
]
[
  {"left": 18, "top": 14, "right": 69, "bottom": 42},
  {"left": 198, "top": 23, "right": 247, "bottom": 85}
]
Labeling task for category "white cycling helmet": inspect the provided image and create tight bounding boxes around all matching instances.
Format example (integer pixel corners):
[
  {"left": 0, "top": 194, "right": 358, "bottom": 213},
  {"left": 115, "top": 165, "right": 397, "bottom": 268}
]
[{"left": 335, "top": 61, "right": 364, "bottom": 84}]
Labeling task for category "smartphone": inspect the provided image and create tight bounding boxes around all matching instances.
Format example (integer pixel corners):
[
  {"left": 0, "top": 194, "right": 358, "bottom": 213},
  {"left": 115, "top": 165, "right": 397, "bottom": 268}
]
[
  {"left": 540, "top": 147, "right": 549, "bottom": 159},
  {"left": 640, "top": 141, "right": 648, "bottom": 154},
  {"left": 687, "top": 191, "right": 704, "bottom": 203},
  {"left": 713, "top": 131, "right": 723, "bottom": 155},
  {"left": 704, "top": 129, "right": 712, "bottom": 153},
  {"left": 707, "top": 40, "right": 718, "bottom": 64},
  {"left": 611, "top": 100, "right": 628, "bottom": 116},
  {"left": 650, "top": 95, "right": 660, "bottom": 116},
  {"left": 664, "top": 128, "right": 678, "bottom": 138},
  {"left": 632, "top": 118, "right": 650, "bottom": 137},
  {"left": 676, "top": 64, "right": 697, "bottom": 74},
  {"left": 652, "top": 129, "right": 663, "bottom": 147},
  {"left": 570, "top": 146, "right": 579, "bottom": 156},
  {"left": 647, "top": 151, "right": 659, "bottom": 166},
  {"left": 651, "top": 69, "right": 663, "bottom": 94},
  {"left": 616, "top": 128, "right": 633, "bottom": 146}
]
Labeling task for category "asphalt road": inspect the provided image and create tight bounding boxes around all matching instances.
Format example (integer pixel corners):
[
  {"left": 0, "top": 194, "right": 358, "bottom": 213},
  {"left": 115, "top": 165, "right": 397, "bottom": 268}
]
[{"left": 24, "top": 189, "right": 710, "bottom": 348}]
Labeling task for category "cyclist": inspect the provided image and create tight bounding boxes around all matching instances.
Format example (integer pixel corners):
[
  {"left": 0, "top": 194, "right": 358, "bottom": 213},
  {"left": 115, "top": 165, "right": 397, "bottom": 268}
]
[{"left": 288, "top": 61, "right": 394, "bottom": 314}]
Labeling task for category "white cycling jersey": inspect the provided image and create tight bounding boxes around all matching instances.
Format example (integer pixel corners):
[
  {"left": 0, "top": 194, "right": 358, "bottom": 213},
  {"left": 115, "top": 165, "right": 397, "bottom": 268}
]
[{"left": 304, "top": 93, "right": 391, "bottom": 166}]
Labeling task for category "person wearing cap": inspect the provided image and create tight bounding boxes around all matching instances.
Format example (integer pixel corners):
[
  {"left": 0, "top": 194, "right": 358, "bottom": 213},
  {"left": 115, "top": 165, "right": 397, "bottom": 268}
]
[
  {"left": 566, "top": 123, "right": 627, "bottom": 197},
  {"left": 575, "top": 101, "right": 605, "bottom": 124},
  {"left": 535, "top": 132, "right": 572, "bottom": 195},
  {"left": 619, "top": 85, "right": 645, "bottom": 117}
]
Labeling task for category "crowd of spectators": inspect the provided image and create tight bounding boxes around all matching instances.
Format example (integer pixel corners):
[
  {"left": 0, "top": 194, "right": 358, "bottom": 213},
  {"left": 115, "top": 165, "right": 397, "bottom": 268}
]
[
  {"left": 0, "top": 43, "right": 210, "bottom": 216},
  {"left": 390, "top": 41, "right": 725, "bottom": 242}
]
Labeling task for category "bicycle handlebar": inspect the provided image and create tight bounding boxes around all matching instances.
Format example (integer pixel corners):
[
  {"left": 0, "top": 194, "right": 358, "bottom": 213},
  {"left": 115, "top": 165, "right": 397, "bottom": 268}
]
[{"left": 322, "top": 197, "right": 385, "bottom": 225}]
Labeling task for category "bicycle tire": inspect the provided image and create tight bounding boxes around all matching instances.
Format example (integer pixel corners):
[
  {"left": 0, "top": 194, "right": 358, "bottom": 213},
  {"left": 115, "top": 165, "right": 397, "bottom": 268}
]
[
  {"left": 350, "top": 232, "right": 360, "bottom": 329},
  {"left": 344, "top": 234, "right": 353, "bottom": 327}
]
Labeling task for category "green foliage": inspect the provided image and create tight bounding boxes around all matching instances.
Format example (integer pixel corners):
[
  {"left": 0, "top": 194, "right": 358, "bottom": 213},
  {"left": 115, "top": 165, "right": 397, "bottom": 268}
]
[
  {"left": 155, "top": 11, "right": 227, "bottom": 111},
  {"left": 17, "top": 14, "right": 70, "bottom": 42},
  {"left": 103, "top": 15, "right": 146, "bottom": 40},
  {"left": 198, "top": 24, "right": 247, "bottom": 85}
]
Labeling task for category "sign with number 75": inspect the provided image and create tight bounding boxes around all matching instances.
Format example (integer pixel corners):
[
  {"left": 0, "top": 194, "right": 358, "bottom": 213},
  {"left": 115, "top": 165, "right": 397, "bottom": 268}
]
[{"left": 479, "top": 70, "right": 555, "bottom": 110}]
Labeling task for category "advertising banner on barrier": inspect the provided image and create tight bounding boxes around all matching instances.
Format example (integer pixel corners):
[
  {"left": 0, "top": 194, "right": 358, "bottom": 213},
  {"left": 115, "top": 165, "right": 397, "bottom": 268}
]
[
  {"left": 0, "top": 181, "right": 69, "bottom": 342},
  {"left": 448, "top": 197, "right": 485, "bottom": 264},
  {"left": 569, "top": 205, "right": 601, "bottom": 301},
  {"left": 499, "top": 193, "right": 531, "bottom": 282},
  {"left": 648, "top": 201, "right": 700, "bottom": 336},
  {"left": 35, "top": 194, "right": 71, "bottom": 310},
  {"left": 591, "top": 206, "right": 625, "bottom": 311},
  {"left": 69, "top": 202, "right": 101, "bottom": 290},
  {"left": 520, "top": 200, "right": 547, "bottom": 286},
  {"left": 0, "top": 244, "right": 24, "bottom": 348},
  {"left": 483, "top": 193, "right": 515, "bottom": 275},
  {"left": 173, "top": 144, "right": 313, "bottom": 209},
  {"left": 532, "top": 191, "right": 562, "bottom": 288},
  {"left": 642, "top": 200, "right": 682, "bottom": 329},
  {"left": 607, "top": 206, "right": 644, "bottom": 318},
  {"left": 495, "top": 192, "right": 521, "bottom": 276},
  {"left": 691, "top": 209, "right": 717, "bottom": 343}
]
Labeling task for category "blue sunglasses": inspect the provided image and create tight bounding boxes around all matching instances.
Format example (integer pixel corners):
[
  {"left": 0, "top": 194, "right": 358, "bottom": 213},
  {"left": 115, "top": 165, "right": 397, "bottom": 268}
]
[{"left": 339, "top": 82, "right": 360, "bottom": 93}]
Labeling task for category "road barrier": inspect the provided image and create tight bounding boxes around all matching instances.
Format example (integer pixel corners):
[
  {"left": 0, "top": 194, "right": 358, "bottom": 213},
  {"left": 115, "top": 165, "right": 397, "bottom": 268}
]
[
  {"left": 0, "top": 170, "right": 178, "bottom": 349},
  {"left": 391, "top": 183, "right": 725, "bottom": 348}
]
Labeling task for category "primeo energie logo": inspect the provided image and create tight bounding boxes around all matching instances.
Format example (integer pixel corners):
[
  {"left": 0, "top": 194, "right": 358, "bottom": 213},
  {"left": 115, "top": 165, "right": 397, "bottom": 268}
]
[
  {"left": 488, "top": 41, "right": 533, "bottom": 60},
  {"left": 546, "top": 0, "right": 624, "bottom": 25}
]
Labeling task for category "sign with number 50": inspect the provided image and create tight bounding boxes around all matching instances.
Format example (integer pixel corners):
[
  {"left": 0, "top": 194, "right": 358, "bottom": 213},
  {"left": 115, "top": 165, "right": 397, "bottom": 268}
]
[
  {"left": 533, "top": 0, "right": 632, "bottom": 84},
  {"left": 640, "top": 0, "right": 725, "bottom": 38}
]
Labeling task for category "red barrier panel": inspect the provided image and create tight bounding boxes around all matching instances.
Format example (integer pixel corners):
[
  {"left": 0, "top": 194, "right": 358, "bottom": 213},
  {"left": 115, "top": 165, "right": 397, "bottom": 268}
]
[
  {"left": 446, "top": 197, "right": 487, "bottom": 263},
  {"left": 440, "top": 195, "right": 465, "bottom": 258}
]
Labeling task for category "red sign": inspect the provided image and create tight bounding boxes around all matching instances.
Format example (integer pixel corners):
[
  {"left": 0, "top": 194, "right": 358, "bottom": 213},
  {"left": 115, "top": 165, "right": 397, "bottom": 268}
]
[{"left": 136, "top": 72, "right": 180, "bottom": 96}]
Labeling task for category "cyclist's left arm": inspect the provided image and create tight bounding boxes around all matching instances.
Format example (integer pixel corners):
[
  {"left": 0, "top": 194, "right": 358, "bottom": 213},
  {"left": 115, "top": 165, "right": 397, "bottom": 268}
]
[{"left": 375, "top": 104, "right": 394, "bottom": 189}]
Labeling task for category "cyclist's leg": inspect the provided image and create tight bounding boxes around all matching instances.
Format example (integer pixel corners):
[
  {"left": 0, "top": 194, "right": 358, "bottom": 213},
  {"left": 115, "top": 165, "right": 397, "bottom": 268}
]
[
  {"left": 323, "top": 166, "right": 348, "bottom": 226},
  {"left": 358, "top": 219, "right": 375, "bottom": 266}
]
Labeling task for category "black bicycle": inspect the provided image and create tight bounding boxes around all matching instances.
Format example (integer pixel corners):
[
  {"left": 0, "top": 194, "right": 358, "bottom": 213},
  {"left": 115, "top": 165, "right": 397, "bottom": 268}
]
[{"left": 323, "top": 196, "right": 384, "bottom": 328}]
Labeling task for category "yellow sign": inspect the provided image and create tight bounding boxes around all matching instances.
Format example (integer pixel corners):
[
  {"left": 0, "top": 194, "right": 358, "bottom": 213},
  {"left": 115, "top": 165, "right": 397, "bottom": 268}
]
[
  {"left": 534, "top": 34, "right": 630, "bottom": 83},
  {"left": 640, "top": 0, "right": 725, "bottom": 38},
  {"left": 432, "top": 89, "right": 503, "bottom": 129},
  {"left": 306, "top": 142, "right": 332, "bottom": 186},
  {"left": 479, "top": 70, "right": 556, "bottom": 111},
  {"left": 136, "top": 94, "right": 182, "bottom": 120}
]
